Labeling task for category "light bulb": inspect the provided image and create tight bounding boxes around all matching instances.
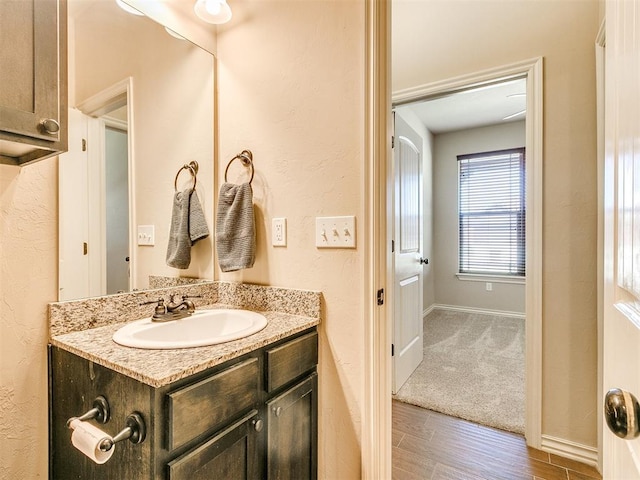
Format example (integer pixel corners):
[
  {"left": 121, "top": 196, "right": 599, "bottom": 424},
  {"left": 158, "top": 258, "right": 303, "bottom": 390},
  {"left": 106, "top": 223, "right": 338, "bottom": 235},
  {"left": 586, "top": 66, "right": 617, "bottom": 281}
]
[{"left": 194, "top": 0, "right": 232, "bottom": 24}]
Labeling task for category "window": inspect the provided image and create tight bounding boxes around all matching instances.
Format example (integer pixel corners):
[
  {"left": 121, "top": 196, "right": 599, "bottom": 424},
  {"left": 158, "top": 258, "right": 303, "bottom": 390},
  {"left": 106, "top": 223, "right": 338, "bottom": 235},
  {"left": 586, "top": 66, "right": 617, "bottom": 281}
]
[{"left": 458, "top": 148, "right": 525, "bottom": 277}]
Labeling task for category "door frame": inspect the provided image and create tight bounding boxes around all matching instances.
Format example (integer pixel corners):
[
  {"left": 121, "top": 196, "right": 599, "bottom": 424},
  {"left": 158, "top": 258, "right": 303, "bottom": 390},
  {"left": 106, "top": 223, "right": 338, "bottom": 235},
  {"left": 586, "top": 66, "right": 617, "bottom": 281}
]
[
  {"left": 362, "top": 9, "right": 544, "bottom": 469},
  {"left": 391, "top": 57, "right": 544, "bottom": 449},
  {"left": 595, "top": 18, "right": 605, "bottom": 473},
  {"left": 77, "top": 77, "right": 136, "bottom": 292}
]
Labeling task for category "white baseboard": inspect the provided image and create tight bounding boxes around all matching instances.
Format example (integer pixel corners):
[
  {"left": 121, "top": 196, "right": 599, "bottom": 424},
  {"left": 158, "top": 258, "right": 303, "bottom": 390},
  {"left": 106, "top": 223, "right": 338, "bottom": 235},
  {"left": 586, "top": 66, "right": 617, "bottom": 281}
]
[
  {"left": 423, "top": 304, "right": 436, "bottom": 317},
  {"left": 541, "top": 435, "right": 599, "bottom": 469},
  {"left": 424, "top": 303, "right": 525, "bottom": 319}
]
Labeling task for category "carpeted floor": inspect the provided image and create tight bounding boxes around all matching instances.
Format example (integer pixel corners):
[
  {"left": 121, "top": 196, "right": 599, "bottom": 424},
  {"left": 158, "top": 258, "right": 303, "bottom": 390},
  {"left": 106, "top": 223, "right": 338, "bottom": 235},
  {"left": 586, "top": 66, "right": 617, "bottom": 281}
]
[{"left": 393, "top": 308, "right": 525, "bottom": 434}]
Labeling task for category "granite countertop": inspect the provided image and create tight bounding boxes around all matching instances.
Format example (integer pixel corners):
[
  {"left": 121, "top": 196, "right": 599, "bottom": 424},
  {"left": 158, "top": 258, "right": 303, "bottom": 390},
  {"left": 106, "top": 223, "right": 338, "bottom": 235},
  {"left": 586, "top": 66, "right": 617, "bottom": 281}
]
[{"left": 50, "top": 306, "right": 319, "bottom": 388}]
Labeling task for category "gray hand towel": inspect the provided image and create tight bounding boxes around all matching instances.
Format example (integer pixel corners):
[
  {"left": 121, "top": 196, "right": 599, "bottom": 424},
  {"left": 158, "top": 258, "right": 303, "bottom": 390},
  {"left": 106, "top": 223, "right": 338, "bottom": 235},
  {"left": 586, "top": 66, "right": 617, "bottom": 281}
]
[
  {"left": 216, "top": 182, "right": 255, "bottom": 272},
  {"left": 166, "top": 189, "right": 210, "bottom": 269}
]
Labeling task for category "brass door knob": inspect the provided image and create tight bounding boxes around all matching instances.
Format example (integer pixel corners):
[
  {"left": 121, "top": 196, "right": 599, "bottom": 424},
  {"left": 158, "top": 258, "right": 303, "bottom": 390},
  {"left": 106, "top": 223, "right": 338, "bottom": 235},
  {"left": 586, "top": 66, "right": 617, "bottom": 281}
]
[{"left": 604, "top": 388, "right": 640, "bottom": 440}]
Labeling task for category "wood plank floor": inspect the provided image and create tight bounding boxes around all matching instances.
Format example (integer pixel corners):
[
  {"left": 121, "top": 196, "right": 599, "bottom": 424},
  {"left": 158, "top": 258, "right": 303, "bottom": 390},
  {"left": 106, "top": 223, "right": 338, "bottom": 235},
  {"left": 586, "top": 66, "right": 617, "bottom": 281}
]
[{"left": 392, "top": 401, "right": 602, "bottom": 480}]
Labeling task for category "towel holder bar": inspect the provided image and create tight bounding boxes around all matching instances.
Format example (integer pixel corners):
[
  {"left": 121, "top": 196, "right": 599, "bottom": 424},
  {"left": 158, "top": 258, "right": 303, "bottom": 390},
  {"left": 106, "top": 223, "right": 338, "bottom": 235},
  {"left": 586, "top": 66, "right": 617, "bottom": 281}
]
[
  {"left": 174, "top": 161, "right": 199, "bottom": 192},
  {"left": 224, "top": 150, "right": 254, "bottom": 184}
]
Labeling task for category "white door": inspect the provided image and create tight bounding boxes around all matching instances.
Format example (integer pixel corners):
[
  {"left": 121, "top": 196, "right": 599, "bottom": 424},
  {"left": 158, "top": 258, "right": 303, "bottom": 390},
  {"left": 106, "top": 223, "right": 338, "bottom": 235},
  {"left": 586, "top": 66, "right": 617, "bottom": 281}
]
[
  {"left": 602, "top": 0, "right": 640, "bottom": 477},
  {"left": 393, "top": 114, "right": 425, "bottom": 393},
  {"left": 58, "top": 109, "right": 90, "bottom": 300}
]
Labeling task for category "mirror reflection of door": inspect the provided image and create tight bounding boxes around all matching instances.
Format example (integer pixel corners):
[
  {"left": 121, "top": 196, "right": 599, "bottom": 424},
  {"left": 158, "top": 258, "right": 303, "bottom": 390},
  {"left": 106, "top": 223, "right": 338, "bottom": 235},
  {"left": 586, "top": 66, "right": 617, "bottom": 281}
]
[
  {"left": 58, "top": 98, "right": 131, "bottom": 301},
  {"left": 104, "top": 125, "right": 130, "bottom": 294}
]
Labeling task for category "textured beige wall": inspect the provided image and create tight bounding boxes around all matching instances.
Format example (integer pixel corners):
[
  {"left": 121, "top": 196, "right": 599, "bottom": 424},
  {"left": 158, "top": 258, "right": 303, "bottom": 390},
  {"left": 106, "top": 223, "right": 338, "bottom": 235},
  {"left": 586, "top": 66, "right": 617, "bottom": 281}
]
[
  {"left": 0, "top": 161, "right": 58, "bottom": 479},
  {"left": 216, "top": 1, "right": 365, "bottom": 477},
  {"left": 432, "top": 121, "right": 526, "bottom": 313},
  {"left": 393, "top": 0, "right": 600, "bottom": 447}
]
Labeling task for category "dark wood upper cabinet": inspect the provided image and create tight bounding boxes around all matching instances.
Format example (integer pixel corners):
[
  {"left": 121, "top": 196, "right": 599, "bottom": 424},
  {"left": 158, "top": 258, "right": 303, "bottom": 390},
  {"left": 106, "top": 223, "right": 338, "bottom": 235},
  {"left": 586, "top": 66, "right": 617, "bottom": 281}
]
[{"left": 0, "top": 0, "right": 68, "bottom": 166}]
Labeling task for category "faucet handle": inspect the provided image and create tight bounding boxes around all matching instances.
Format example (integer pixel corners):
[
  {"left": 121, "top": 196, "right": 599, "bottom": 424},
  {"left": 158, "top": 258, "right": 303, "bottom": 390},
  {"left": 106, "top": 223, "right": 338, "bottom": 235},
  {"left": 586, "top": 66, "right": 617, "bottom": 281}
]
[
  {"left": 182, "top": 294, "right": 202, "bottom": 300},
  {"left": 140, "top": 298, "right": 164, "bottom": 307},
  {"left": 140, "top": 298, "right": 167, "bottom": 317}
]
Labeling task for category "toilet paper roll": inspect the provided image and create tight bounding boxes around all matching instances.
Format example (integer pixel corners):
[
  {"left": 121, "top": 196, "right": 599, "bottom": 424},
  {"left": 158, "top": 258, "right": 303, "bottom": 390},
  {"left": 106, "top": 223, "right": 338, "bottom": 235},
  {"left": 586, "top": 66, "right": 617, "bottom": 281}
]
[{"left": 69, "top": 419, "right": 115, "bottom": 464}]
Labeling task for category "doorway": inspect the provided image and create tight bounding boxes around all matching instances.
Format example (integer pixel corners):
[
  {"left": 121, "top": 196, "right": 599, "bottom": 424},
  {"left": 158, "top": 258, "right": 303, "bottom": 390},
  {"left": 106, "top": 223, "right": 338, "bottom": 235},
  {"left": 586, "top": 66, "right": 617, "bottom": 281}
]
[
  {"left": 391, "top": 76, "right": 528, "bottom": 434},
  {"left": 388, "top": 58, "right": 544, "bottom": 449}
]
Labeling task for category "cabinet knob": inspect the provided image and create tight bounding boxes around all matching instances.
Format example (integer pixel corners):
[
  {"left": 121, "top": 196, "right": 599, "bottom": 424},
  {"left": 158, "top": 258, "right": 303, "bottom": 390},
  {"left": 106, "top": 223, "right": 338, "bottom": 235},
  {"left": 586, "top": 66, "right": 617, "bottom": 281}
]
[
  {"left": 40, "top": 118, "right": 60, "bottom": 134},
  {"left": 273, "top": 406, "right": 283, "bottom": 417},
  {"left": 252, "top": 418, "right": 263, "bottom": 432}
]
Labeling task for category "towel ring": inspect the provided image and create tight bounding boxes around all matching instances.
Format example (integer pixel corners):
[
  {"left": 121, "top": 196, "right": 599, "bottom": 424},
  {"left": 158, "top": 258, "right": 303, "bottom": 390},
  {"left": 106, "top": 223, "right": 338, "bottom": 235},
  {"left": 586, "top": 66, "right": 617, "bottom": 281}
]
[
  {"left": 224, "top": 150, "right": 254, "bottom": 184},
  {"left": 174, "top": 161, "right": 199, "bottom": 192}
]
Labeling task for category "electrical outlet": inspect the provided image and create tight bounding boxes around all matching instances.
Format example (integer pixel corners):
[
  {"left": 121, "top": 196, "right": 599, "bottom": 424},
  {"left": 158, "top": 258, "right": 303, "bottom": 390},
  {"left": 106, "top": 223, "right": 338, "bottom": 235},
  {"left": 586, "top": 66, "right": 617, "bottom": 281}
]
[
  {"left": 272, "top": 218, "right": 287, "bottom": 246},
  {"left": 486, "top": 282, "right": 493, "bottom": 291},
  {"left": 315, "top": 216, "right": 356, "bottom": 248}
]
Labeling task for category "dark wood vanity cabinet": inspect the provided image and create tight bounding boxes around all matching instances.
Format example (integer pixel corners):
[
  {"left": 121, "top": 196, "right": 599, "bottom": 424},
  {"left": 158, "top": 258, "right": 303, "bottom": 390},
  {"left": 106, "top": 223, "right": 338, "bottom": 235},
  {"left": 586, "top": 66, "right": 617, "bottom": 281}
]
[
  {"left": 0, "top": 0, "right": 68, "bottom": 166},
  {"left": 49, "top": 328, "right": 318, "bottom": 479}
]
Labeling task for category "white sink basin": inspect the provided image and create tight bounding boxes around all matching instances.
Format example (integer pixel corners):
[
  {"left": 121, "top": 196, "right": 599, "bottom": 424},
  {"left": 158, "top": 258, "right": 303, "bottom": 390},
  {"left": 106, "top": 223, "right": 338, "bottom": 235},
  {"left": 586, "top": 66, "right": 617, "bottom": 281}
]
[{"left": 112, "top": 309, "right": 268, "bottom": 349}]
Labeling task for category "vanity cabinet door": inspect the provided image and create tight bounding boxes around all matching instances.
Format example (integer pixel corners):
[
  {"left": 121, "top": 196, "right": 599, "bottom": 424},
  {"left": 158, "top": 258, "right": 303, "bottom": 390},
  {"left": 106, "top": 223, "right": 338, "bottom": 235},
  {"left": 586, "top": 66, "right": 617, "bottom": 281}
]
[
  {"left": 266, "top": 373, "right": 318, "bottom": 480},
  {"left": 167, "top": 410, "right": 261, "bottom": 480},
  {"left": 0, "top": 0, "right": 68, "bottom": 165}
]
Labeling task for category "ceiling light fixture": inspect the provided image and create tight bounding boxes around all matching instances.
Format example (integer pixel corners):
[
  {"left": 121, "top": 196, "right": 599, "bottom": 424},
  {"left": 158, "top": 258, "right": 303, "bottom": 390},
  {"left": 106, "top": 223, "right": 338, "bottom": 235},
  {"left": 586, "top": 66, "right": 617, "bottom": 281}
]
[
  {"left": 503, "top": 109, "right": 526, "bottom": 121},
  {"left": 115, "top": 0, "right": 144, "bottom": 16},
  {"left": 194, "top": 0, "right": 232, "bottom": 24}
]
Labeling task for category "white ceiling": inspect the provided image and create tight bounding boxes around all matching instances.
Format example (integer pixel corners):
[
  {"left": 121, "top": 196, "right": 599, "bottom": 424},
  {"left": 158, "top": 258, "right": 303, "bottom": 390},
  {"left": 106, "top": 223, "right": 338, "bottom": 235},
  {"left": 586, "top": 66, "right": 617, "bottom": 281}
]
[{"left": 396, "top": 78, "right": 527, "bottom": 134}]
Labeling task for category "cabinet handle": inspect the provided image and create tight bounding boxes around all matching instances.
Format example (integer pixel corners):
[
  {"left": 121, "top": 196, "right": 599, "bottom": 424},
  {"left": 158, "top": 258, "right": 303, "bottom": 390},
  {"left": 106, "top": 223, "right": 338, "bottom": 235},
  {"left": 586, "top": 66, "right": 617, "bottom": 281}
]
[
  {"left": 40, "top": 118, "right": 60, "bottom": 135},
  {"left": 273, "top": 406, "right": 283, "bottom": 417},
  {"left": 252, "top": 418, "right": 263, "bottom": 432}
]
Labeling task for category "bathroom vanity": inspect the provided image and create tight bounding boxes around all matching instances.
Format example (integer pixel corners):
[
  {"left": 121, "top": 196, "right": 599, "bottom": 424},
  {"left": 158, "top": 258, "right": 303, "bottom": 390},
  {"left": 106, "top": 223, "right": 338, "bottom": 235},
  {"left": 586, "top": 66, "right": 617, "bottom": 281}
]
[{"left": 48, "top": 282, "right": 321, "bottom": 480}]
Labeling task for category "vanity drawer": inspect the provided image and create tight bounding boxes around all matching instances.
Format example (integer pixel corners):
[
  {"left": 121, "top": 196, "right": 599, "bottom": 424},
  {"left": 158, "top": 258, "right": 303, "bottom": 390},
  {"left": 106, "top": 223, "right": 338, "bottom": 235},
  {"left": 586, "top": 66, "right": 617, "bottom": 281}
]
[
  {"left": 265, "top": 331, "right": 318, "bottom": 392},
  {"left": 167, "top": 358, "right": 259, "bottom": 451}
]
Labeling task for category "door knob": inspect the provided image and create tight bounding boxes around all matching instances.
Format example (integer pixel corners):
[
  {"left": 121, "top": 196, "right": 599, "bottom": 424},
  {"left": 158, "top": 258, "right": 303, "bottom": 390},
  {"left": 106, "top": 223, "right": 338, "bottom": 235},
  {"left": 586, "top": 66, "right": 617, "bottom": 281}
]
[
  {"left": 604, "top": 388, "right": 640, "bottom": 439},
  {"left": 419, "top": 257, "right": 429, "bottom": 265}
]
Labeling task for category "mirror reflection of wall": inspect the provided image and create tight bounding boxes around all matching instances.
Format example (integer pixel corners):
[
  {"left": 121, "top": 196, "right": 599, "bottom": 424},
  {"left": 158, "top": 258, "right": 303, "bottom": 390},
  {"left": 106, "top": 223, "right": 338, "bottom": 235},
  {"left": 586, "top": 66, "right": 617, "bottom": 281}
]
[{"left": 59, "top": 0, "right": 215, "bottom": 301}]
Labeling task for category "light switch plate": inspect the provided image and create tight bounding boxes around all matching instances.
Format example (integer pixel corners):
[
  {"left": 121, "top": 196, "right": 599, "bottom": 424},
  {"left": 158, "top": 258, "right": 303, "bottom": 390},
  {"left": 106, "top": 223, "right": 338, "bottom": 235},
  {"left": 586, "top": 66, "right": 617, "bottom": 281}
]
[
  {"left": 137, "top": 225, "right": 155, "bottom": 246},
  {"left": 272, "top": 218, "right": 287, "bottom": 246},
  {"left": 315, "top": 216, "right": 356, "bottom": 248}
]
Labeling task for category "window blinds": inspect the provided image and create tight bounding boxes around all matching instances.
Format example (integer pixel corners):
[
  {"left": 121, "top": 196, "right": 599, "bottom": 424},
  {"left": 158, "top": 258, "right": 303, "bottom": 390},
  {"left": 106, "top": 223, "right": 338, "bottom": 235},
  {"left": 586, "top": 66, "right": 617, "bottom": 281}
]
[{"left": 458, "top": 148, "right": 525, "bottom": 276}]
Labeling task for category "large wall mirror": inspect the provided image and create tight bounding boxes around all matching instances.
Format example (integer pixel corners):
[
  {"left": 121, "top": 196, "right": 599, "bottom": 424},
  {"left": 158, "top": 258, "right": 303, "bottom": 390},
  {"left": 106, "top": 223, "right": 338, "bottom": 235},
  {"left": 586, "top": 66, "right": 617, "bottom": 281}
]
[{"left": 59, "top": 0, "right": 215, "bottom": 301}]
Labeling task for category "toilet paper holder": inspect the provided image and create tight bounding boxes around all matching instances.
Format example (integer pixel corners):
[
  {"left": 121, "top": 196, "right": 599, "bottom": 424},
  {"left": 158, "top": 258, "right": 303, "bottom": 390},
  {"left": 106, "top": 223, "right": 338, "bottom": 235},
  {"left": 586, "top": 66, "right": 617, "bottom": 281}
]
[
  {"left": 98, "top": 412, "right": 146, "bottom": 452},
  {"left": 66, "top": 396, "right": 146, "bottom": 453},
  {"left": 66, "top": 395, "right": 110, "bottom": 428}
]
